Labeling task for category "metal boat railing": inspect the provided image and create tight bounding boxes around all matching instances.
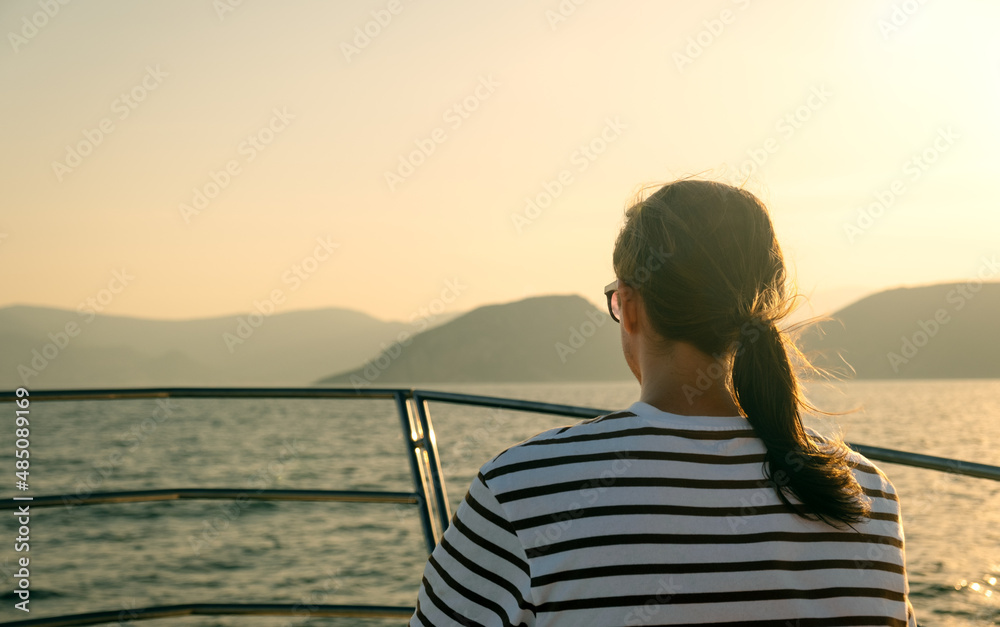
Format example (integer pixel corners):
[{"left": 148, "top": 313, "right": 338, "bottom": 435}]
[{"left": 1, "top": 386, "right": 998, "bottom": 626}]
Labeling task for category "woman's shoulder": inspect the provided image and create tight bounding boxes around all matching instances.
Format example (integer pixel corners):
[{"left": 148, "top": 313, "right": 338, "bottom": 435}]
[
  {"left": 848, "top": 448, "right": 902, "bottom": 500},
  {"left": 806, "top": 427, "right": 895, "bottom": 484},
  {"left": 806, "top": 429, "right": 903, "bottom": 510},
  {"left": 807, "top": 428, "right": 901, "bottom": 492}
]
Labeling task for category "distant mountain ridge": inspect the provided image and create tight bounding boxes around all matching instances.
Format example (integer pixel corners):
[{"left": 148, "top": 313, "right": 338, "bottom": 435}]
[
  {"left": 0, "top": 305, "right": 417, "bottom": 389},
  {"left": 316, "top": 294, "right": 632, "bottom": 386},
  {"left": 4, "top": 282, "right": 996, "bottom": 390},
  {"left": 796, "top": 282, "right": 1000, "bottom": 379},
  {"left": 320, "top": 282, "right": 1000, "bottom": 385}
]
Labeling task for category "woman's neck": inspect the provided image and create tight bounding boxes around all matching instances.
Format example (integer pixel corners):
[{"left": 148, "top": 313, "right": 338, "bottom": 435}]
[{"left": 637, "top": 340, "right": 744, "bottom": 417}]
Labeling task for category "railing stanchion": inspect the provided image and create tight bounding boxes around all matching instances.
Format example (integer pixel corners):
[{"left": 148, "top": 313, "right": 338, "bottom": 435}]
[
  {"left": 393, "top": 390, "right": 439, "bottom": 553},
  {"left": 412, "top": 392, "right": 452, "bottom": 536}
]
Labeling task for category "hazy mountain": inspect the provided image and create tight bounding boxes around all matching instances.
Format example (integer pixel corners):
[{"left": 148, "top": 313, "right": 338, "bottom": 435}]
[
  {"left": 317, "top": 295, "right": 632, "bottom": 386},
  {"left": 319, "top": 283, "right": 1000, "bottom": 386},
  {"left": 0, "top": 305, "right": 417, "bottom": 389},
  {"left": 796, "top": 282, "right": 1000, "bottom": 379},
  {"left": 6, "top": 281, "right": 996, "bottom": 390}
]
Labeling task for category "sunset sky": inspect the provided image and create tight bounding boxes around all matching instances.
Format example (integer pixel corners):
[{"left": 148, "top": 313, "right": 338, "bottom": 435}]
[{"left": 2, "top": 0, "right": 998, "bottom": 323}]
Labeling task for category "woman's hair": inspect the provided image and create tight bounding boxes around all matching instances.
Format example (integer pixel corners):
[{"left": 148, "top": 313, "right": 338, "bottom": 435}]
[{"left": 612, "top": 178, "right": 870, "bottom": 527}]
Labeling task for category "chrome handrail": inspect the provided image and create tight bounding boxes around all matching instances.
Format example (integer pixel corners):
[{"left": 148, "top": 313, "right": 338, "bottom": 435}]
[
  {"left": 0, "top": 603, "right": 414, "bottom": 626},
  {"left": 0, "top": 488, "right": 420, "bottom": 509},
  {"left": 845, "top": 443, "right": 1000, "bottom": 482},
  {"left": 2, "top": 386, "right": 998, "bottom": 627}
]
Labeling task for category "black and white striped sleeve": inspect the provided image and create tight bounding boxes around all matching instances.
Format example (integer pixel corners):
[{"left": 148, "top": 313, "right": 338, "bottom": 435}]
[
  {"left": 900, "top": 503, "right": 918, "bottom": 627},
  {"left": 410, "top": 471, "right": 535, "bottom": 627}
]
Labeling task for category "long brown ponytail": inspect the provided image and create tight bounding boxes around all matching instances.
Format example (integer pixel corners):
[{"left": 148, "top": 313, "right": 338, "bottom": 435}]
[{"left": 612, "top": 179, "right": 869, "bottom": 527}]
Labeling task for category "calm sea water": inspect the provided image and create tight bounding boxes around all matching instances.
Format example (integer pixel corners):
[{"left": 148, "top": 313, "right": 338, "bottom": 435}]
[{"left": 1, "top": 380, "right": 998, "bottom": 626}]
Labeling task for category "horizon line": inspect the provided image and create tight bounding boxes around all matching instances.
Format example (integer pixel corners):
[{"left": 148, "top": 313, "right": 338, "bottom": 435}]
[{"left": 3, "top": 279, "right": 998, "bottom": 323}]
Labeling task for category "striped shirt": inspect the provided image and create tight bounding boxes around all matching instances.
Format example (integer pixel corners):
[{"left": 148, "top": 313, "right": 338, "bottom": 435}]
[{"left": 410, "top": 401, "right": 917, "bottom": 627}]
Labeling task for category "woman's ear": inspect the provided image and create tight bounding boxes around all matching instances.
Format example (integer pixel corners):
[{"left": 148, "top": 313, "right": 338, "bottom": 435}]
[{"left": 619, "top": 285, "right": 640, "bottom": 334}]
